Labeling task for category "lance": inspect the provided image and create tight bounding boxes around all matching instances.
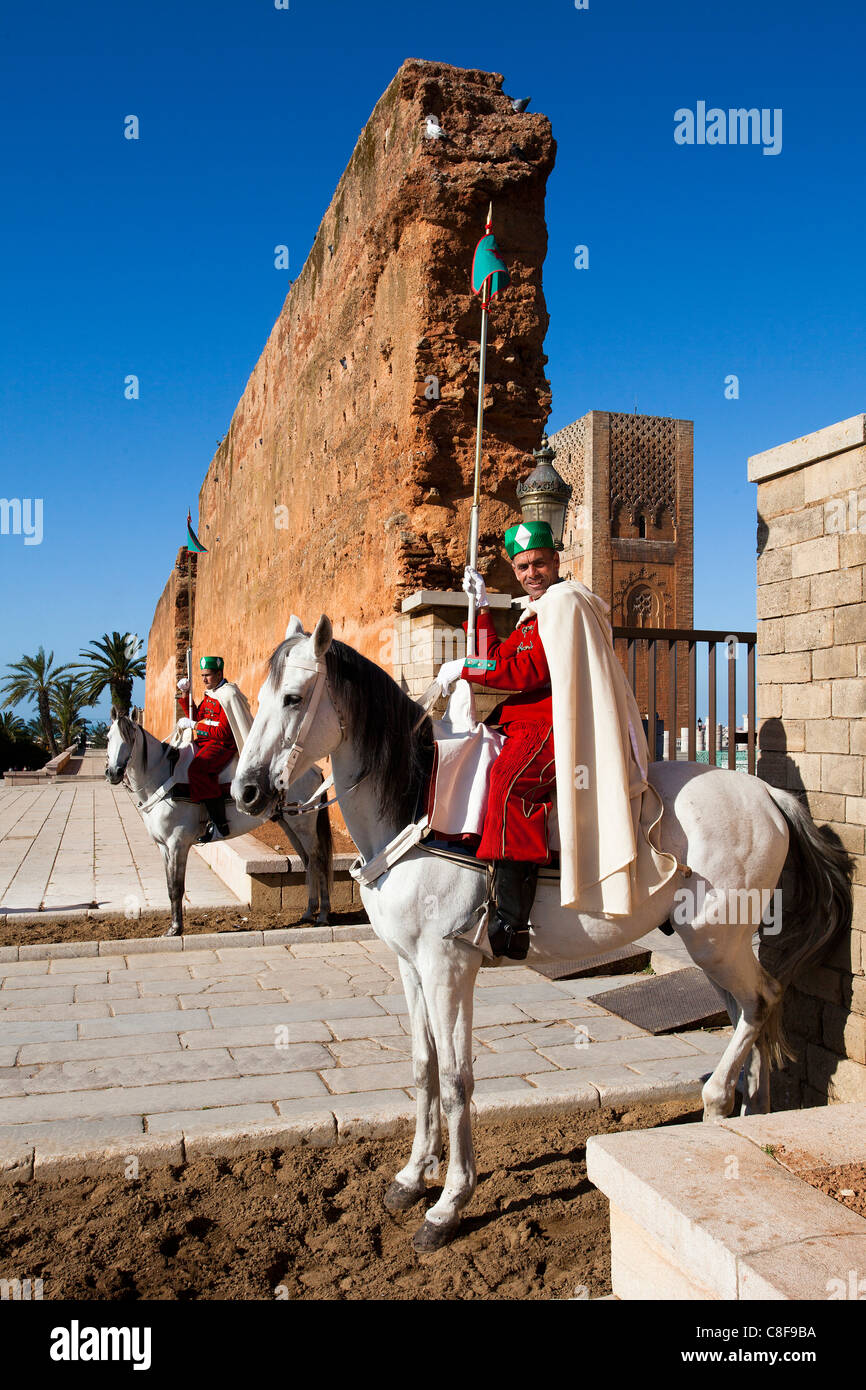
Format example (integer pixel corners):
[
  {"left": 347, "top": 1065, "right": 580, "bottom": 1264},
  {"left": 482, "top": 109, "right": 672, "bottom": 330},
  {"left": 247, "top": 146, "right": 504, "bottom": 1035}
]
[
  {"left": 467, "top": 202, "right": 511, "bottom": 657},
  {"left": 185, "top": 508, "right": 207, "bottom": 712}
]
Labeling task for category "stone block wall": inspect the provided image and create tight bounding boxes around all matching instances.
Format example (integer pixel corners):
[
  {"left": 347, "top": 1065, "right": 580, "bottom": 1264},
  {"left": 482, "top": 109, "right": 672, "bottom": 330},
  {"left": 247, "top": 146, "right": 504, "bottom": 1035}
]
[
  {"left": 390, "top": 591, "right": 519, "bottom": 723},
  {"left": 750, "top": 414, "right": 865, "bottom": 1106},
  {"left": 144, "top": 549, "right": 196, "bottom": 737},
  {"left": 145, "top": 60, "right": 555, "bottom": 723}
]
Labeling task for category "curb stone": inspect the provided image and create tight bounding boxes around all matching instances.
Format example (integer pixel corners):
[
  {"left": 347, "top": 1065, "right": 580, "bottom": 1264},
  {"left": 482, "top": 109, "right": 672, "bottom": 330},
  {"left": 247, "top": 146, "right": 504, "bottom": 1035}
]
[
  {"left": 0, "top": 923, "right": 377, "bottom": 963},
  {"left": 1, "top": 1074, "right": 705, "bottom": 1183}
]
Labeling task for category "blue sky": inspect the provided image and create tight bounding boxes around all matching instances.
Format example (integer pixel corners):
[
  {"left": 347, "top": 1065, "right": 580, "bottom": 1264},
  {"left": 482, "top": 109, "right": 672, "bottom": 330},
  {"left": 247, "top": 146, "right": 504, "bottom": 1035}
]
[{"left": 1, "top": 0, "right": 863, "bottom": 724}]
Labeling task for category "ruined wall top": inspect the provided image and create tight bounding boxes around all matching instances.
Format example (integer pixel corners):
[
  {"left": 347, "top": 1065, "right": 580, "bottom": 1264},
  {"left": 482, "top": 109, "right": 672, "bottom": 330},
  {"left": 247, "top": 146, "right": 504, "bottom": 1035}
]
[{"left": 147, "top": 60, "right": 557, "bottom": 717}]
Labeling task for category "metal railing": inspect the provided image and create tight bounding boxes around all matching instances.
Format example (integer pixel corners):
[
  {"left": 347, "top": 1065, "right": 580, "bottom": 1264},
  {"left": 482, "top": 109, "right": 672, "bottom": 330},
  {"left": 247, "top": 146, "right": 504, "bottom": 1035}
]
[{"left": 611, "top": 626, "right": 758, "bottom": 774}]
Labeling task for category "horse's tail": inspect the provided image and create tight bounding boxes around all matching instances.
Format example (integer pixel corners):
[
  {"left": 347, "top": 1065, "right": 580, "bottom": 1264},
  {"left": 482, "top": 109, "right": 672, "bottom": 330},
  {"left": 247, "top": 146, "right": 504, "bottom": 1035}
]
[{"left": 761, "top": 786, "right": 854, "bottom": 1066}]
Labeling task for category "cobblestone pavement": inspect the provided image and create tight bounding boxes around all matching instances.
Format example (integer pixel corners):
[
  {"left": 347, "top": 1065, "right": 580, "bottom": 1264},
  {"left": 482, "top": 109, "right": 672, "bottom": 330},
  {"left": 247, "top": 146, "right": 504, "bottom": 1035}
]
[
  {"left": 0, "top": 782, "right": 242, "bottom": 916},
  {"left": 0, "top": 932, "right": 732, "bottom": 1169}
]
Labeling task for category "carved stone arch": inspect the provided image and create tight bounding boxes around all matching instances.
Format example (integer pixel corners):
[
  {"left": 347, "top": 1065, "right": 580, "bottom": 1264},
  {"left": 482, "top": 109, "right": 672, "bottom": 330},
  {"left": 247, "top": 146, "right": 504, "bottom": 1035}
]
[
  {"left": 654, "top": 504, "right": 675, "bottom": 539},
  {"left": 625, "top": 581, "right": 661, "bottom": 629}
]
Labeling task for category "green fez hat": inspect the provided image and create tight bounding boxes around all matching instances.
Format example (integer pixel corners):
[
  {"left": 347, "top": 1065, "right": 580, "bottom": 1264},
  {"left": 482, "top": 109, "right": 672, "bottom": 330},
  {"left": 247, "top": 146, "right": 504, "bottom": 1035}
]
[
  {"left": 504, "top": 520, "right": 555, "bottom": 559},
  {"left": 199, "top": 656, "right": 224, "bottom": 671}
]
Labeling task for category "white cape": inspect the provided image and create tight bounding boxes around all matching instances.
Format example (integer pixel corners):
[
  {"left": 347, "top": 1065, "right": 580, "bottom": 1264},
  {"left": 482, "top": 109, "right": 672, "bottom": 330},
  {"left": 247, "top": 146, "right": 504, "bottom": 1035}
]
[
  {"left": 210, "top": 680, "right": 254, "bottom": 751},
  {"left": 526, "top": 580, "right": 679, "bottom": 915}
]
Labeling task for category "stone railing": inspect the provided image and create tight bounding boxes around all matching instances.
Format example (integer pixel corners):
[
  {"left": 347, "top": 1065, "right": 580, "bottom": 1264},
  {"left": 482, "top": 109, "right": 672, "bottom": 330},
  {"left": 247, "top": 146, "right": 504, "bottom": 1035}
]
[{"left": 44, "top": 745, "right": 79, "bottom": 777}]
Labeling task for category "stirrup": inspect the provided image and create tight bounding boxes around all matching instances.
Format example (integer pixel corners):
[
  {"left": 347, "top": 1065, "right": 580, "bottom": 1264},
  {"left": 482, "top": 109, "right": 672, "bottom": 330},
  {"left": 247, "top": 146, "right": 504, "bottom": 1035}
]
[
  {"left": 196, "top": 821, "right": 227, "bottom": 845},
  {"left": 487, "top": 914, "right": 529, "bottom": 962},
  {"left": 487, "top": 913, "right": 508, "bottom": 959}
]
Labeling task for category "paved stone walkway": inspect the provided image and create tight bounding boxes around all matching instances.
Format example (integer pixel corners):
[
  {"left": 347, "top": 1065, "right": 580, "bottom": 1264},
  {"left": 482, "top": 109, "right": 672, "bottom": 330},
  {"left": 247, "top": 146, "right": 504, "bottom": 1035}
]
[
  {"left": 0, "top": 931, "right": 732, "bottom": 1175},
  {"left": 0, "top": 782, "right": 241, "bottom": 916}
]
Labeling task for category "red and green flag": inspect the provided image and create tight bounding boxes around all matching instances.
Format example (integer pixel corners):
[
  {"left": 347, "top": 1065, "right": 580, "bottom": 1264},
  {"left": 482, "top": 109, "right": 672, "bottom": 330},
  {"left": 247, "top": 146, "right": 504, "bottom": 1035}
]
[
  {"left": 471, "top": 228, "right": 510, "bottom": 305},
  {"left": 186, "top": 510, "right": 207, "bottom": 553}
]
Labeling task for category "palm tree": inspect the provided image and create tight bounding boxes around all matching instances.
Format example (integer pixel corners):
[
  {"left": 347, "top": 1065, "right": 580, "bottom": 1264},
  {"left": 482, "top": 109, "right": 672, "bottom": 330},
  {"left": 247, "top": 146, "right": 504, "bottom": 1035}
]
[
  {"left": 0, "top": 710, "right": 26, "bottom": 739},
  {"left": 90, "top": 721, "right": 110, "bottom": 749},
  {"left": 73, "top": 632, "right": 147, "bottom": 715},
  {"left": 49, "top": 680, "right": 93, "bottom": 750},
  {"left": 0, "top": 647, "right": 68, "bottom": 754}
]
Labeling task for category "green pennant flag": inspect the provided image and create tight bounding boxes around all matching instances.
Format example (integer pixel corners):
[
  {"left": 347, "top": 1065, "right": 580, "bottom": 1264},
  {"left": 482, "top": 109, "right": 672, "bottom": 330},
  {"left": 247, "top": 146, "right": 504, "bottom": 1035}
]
[
  {"left": 186, "top": 510, "right": 207, "bottom": 553},
  {"left": 471, "top": 232, "right": 510, "bottom": 300}
]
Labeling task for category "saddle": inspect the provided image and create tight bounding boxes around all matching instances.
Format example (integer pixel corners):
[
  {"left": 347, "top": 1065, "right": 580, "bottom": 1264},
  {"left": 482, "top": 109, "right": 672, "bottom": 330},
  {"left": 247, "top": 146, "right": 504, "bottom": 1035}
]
[
  {"left": 420, "top": 835, "right": 560, "bottom": 878},
  {"left": 163, "top": 735, "right": 238, "bottom": 796},
  {"left": 424, "top": 682, "right": 560, "bottom": 853},
  {"left": 136, "top": 738, "right": 238, "bottom": 815}
]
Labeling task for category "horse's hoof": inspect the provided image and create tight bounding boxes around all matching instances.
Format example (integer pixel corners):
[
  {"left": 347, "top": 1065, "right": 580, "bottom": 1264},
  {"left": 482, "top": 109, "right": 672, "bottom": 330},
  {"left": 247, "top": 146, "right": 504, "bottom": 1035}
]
[
  {"left": 383, "top": 1181, "right": 423, "bottom": 1215},
  {"left": 162, "top": 925, "right": 182, "bottom": 938},
  {"left": 702, "top": 1104, "right": 729, "bottom": 1123},
  {"left": 412, "top": 1218, "right": 459, "bottom": 1252},
  {"left": 298, "top": 913, "right": 315, "bottom": 925},
  {"left": 316, "top": 915, "right": 330, "bottom": 927}
]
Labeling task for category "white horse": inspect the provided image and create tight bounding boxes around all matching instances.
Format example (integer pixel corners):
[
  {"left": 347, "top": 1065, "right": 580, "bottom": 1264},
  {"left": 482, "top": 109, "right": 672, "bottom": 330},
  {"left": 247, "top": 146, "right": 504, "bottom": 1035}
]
[
  {"left": 106, "top": 708, "right": 332, "bottom": 936},
  {"left": 232, "top": 616, "right": 853, "bottom": 1250}
]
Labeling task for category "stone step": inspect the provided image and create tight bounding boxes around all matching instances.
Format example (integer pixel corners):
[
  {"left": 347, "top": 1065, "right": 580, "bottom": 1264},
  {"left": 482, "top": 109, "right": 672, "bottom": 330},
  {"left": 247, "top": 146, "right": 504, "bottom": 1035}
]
[
  {"left": 193, "top": 833, "right": 361, "bottom": 913},
  {"left": 586, "top": 1103, "right": 866, "bottom": 1299}
]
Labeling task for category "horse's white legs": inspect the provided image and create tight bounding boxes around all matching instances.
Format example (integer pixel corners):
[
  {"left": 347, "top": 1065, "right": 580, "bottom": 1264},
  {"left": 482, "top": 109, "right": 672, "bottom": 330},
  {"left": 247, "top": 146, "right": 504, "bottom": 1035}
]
[
  {"left": 740, "top": 1036, "right": 772, "bottom": 1115},
  {"left": 384, "top": 956, "right": 442, "bottom": 1214},
  {"left": 683, "top": 923, "right": 782, "bottom": 1120},
  {"left": 160, "top": 835, "right": 192, "bottom": 938},
  {"left": 412, "top": 945, "right": 482, "bottom": 1250}
]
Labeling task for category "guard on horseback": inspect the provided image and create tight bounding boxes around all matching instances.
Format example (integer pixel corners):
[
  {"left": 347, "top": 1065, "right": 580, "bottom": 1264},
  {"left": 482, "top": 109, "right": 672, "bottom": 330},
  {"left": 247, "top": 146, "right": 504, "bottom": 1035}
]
[
  {"left": 436, "top": 519, "right": 559, "bottom": 961},
  {"left": 176, "top": 655, "right": 253, "bottom": 842}
]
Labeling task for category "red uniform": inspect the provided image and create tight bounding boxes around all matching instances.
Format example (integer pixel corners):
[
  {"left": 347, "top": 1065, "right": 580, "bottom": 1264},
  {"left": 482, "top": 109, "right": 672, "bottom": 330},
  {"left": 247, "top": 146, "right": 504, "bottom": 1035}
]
[
  {"left": 179, "top": 689, "right": 237, "bottom": 800},
  {"left": 461, "top": 608, "right": 555, "bottom": 864}
]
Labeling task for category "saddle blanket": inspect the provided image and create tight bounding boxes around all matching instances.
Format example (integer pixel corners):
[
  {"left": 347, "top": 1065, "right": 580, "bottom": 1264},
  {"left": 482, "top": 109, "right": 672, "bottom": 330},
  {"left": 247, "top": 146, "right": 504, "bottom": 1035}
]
[
  {"left": 167, "top": 727, "right": 237, "bottom": 787},
  {"left": 426, "top": 683, "right": 560, "bottom": 849}
]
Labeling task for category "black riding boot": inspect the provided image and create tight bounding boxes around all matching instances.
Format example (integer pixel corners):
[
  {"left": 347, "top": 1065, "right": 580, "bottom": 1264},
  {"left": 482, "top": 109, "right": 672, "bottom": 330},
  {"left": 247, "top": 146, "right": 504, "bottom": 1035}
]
[
  {"left": 487, "top": 860, "right": 539, "bottom": 961},
  {"left": 197, "top": 796, "right": 229, "bottom": 844}
]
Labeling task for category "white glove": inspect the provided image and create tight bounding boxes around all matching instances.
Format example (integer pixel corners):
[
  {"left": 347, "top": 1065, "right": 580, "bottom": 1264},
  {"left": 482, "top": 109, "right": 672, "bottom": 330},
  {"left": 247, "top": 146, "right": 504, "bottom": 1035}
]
[
  {"left": 436, "top": 657, "right": 466, "bottom": 695},
  {"left": 462, "top": 566, "right": 488, "bottom": 609},
  {"left": 177, "top": 677, "right": 190, "bottom": 693},
  {"left": 176, "top": 717, "right": 195, "bottom": 731}
]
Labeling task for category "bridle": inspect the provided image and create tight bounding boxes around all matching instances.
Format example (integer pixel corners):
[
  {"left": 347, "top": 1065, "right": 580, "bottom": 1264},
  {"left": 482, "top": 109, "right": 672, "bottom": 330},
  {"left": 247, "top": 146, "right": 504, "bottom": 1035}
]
[
  {"left": 273, "top": 658, "right": 357, "bottom": 813},
  {"left": 272, "top": 661, "right": 439, "bottom": 816},
  {"left": 106, "top": 722, "right": 134, "bottom": 785},
  {"left": 274, "top": 658, "right": 330, "bottom": 793}
]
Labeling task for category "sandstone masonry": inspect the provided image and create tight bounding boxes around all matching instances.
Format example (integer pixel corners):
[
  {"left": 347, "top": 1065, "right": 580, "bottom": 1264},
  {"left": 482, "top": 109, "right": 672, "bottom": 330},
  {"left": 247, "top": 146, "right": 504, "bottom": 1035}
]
[
  {"left": 145, "top": 549, "right": 196, "bottom": 735},
  {"left": 145, "top": 60, "right": 555, "bottom": 733},
  {"left": 751, "top": 414, "right": 866, "bottom": 1106}
]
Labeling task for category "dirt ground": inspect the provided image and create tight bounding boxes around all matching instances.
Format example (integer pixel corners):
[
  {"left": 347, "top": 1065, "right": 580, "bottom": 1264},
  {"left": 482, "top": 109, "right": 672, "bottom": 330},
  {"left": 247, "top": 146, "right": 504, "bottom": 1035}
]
[
  {"left": 0, "top": 1101, "right": 700, "bottom": 1301},
  {"left": 773, "top": 1152, "right": 866, "bottom": 1219},
  {"left": 0, "top": 905, "right": 368, "bottom": 950},
  {"left": 251, "top": 819, "right": 356, "bottom": 857}
]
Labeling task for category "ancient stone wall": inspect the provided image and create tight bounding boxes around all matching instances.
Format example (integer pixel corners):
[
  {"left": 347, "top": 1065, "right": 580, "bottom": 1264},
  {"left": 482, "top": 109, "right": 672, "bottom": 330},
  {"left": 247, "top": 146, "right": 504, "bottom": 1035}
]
[
  {"left": 144, "top": 549, "right": 196, "bottom": 737},
  {"left": 751, "top": 414, "right": 866, "bottom": 1106},
  {"left": 145, "top": 60, "right": 555, "bottom": 715}
]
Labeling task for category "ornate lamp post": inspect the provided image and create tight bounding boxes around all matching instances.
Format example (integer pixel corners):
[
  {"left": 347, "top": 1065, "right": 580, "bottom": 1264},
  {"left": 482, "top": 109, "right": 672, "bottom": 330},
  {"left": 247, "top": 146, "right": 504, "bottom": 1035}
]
[{"left": 516, "top": 433, "right": 572, "bottom": 549}]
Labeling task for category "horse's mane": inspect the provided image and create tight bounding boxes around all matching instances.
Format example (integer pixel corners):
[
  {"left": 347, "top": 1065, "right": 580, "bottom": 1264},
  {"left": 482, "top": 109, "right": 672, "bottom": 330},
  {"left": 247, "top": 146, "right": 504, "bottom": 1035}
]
[
  {"left": 115, "top": 716, "right": 180, "bottom": 774},
  {"left": 269, "top": 637, "right": 432, "bottom": 826},
  {"left": 116, "top": 713, "right": 148, "bottom": 770}
]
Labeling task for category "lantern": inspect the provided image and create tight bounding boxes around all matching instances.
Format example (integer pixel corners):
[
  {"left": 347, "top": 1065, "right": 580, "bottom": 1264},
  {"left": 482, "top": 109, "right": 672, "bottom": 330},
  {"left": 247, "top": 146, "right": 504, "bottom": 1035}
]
[{"left": 515, "top": 434, "right": 572, "bottom": 549}]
